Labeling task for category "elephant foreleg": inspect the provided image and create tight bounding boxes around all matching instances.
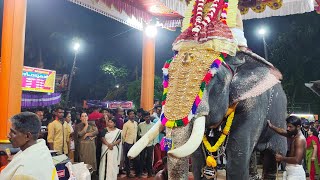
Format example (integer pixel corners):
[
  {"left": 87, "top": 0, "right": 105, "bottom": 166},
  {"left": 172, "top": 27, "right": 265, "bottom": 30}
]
[
  {"left": 249, "top": 151, "right": 261, "bottom": 180},
  {"left": 167, "top": 123, "right": 192, "bottom": 180},
  {"left": 226, "top": 136, "right": 254, "bottom": 180},
  {"left": 191, "top": 146, "right": 206, "bottom": 180}
]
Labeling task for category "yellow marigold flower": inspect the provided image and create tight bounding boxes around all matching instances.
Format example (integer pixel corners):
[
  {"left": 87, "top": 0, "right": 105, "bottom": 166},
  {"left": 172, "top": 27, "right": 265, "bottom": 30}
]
[{"left": 206, "top": 156, "right": 217, "bottom": 167}]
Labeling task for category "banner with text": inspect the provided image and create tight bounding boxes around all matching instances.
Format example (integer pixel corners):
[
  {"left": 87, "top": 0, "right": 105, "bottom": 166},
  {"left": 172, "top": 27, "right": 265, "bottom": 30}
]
[
  {"left": 84, "top": 100, "right": 133, "bottom": 109},
  {"left": 22, "top": 66, "right": 56, "bottom": 93}
]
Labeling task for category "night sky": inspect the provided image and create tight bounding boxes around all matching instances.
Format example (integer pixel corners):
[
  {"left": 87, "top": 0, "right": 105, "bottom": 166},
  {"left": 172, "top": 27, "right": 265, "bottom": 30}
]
[{"left": 0, "top": 0, "right": 318, "bottom": 106}]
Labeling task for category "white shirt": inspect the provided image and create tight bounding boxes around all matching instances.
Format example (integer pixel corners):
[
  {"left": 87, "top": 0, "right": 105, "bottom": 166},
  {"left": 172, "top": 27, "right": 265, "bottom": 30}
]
[{"left": 0, "top": 139, "right": 58, "bottom": 180}]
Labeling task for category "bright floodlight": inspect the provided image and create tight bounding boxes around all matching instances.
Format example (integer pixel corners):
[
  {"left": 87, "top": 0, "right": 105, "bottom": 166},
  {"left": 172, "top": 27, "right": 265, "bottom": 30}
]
[
  {"left": 258, "top": 28, "right": 266, "bottom": 36},
  {"left": 73, "top": 42, "right": 80, "bottom": 52},
  {"left": 145, "top": 25, "right": 158, "bottom": 38},
  {"left": 115, "top": 84, "right": 120, "bottom": 88}
]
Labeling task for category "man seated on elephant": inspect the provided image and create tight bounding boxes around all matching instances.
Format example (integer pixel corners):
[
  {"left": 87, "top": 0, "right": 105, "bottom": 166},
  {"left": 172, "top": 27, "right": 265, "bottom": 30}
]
[{"left": 268, "top": 116, "right": 306, "bottom": 180}]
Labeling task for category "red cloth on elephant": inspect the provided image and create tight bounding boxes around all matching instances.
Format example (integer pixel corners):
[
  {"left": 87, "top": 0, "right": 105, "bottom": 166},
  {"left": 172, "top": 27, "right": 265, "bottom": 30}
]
[
  {"left": 174, "top": 20, "right": 234, "bottom": 44},
  {"left": 306, "top": 135, "right": 320, "bottom": 164}
]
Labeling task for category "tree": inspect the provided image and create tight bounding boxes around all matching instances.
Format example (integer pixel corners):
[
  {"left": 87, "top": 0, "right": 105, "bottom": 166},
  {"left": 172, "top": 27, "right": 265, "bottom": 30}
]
[
  {"left": 100, "top": 61, "right": 133, "bottom": 100},
  {"left": 269, "top": 12, "right": 320, "bottom": 113},
  {"left": 104, "top": 85, "right": 127, "bottom": 100},
  {"left": 126, "top": 76, "right": 163, "bottom": 108},
  {"left": 100, "top": 61, "right": 128, "bottom": 82}
]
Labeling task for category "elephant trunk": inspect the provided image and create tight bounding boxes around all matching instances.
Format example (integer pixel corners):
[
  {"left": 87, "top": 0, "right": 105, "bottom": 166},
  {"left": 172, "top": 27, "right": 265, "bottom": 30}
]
[
  {"left": 168, "top": 116, "right": 206, "bottom": 158},
  {"left": 127, "top": 120, "right": 163, "bottom": 159},
  {"left": 167, "top": 122, "right": 191, "bottom": 179},
  {"left": 167, "top": 116, "right": 206, "bottom": 179}
]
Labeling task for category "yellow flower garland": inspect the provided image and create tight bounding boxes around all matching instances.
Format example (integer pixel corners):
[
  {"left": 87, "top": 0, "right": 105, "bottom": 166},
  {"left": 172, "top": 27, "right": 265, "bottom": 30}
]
[
  {"left": 203, "top": 111, "right": 235, "bottom": 153},
  {"left": 203, "top": 109, "right": 235, "bottom": 168},
  {"left": 206, "top": 156, "right": 217, "bottom": 167}
]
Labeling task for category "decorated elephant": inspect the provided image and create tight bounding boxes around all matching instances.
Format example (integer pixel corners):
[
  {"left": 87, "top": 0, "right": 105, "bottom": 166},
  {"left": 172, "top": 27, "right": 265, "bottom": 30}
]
[{"left": 129, "top": 0, "right": 287, "bottom": 179}]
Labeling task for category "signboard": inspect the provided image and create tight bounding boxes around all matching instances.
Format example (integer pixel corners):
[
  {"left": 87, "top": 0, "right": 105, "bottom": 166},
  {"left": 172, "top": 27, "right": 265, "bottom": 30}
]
[
  {"left": 108, "top": 101, "right": 133, "bottom": 109},
  {"left": 291, "top": 114, "right": 318, "bottom": 122},
  {"left": 84, "top": 100, "right": 133, "bottom": 109},
  {"left": 22, "top": 66, "right": 56, "bottom": 93}
]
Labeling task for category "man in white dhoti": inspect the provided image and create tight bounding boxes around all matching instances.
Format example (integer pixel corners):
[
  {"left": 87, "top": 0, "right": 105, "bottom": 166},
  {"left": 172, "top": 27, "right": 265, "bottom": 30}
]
[
  {"left": 0, "top": 112, "right": 58, "bottom": 180},
  {"left": 268, "top": 116, "right": 306, "bottom": 180}
]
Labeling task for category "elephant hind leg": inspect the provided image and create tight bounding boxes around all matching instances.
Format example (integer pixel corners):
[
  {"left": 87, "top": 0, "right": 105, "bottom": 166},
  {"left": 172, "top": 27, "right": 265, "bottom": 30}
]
[{"left": 262, "top": 150, "right": 277, "bottom": 180}]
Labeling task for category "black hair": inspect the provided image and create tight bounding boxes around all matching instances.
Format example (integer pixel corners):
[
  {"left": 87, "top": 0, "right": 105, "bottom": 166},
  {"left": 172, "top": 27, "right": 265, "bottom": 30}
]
[
  {"left": 80, "top": 110, "right": 87, "bottom": 117},
  {"left": 110, "top": 109, "right": 116, "bottom": 116},
  {"left": 100, "top": 108, "right": 110, "bottom": 113},
  {"left": 142, "top": 111, "right": 150, "bottom": 118},
  {"left": 310, "top": 127, "right": 319, "bottom": 137},
  {"left": 303, "top": 120, "right": 310, "bottom": 126},
  {"left": 11, "top": 112, "right": 41, "bottom": 140},
  {"left": 127, "top": 109, "right": 136, "bottom": 115},
  {"left": 137, "top": 108, "right": 144, "bottom": 113},
  {"left": 55, "top": 106, "right": 64, "bottom": 112},
  {"left": 64, "top": 112, "right": 71, "bottom": 118},
  {"left": 110, "top": 118, "right": 117, "bottom": 124},
  {"left": 286, "top": 116, "right": 301, "bottom": 127},
  {"left": 34, "top": 108, "right": 43, "bottom": 113},
  {"left": 162, "top": 156, "right": 167, "bottom": 165},
  {"left": 154, "top": 105, "right": 162, "bottom": 109}
]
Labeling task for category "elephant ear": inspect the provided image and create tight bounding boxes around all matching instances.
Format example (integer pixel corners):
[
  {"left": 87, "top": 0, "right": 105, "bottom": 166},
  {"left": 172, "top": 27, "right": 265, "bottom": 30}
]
[{"left": 228, "top": 50, "right": 283, "bottom": 104}]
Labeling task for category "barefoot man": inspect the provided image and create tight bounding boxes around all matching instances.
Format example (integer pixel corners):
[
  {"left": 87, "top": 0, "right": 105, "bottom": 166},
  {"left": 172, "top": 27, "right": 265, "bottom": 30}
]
[{"left": 268, "top": 116, "right": 306, "bottom": 180}]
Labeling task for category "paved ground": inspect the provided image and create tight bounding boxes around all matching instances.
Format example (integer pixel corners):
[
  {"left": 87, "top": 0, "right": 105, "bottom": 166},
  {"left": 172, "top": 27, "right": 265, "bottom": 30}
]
[
  {"left": 116, "top": 169, "right": 288, "bottom": 180},
  {"left": 99, "top": 168, "right": 315, "bottom": 180}
]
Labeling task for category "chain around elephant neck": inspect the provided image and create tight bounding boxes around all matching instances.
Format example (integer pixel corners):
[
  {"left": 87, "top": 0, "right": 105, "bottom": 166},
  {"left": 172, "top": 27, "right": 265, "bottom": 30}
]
[
  {"left": 219, "top": 88, "right": 274, "bottom": 158},
  {"left": 266, "top": 87, "right": 274, "bottom": 117}
]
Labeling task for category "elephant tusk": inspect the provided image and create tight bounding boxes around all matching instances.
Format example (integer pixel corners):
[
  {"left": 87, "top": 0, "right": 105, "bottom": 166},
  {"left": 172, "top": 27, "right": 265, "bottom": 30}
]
[
  {"left": 168, "top": 116, "right": 206, "bottom": 158},
  {"left": 127, "top": 120, "right": 163, "bottom": 159}
]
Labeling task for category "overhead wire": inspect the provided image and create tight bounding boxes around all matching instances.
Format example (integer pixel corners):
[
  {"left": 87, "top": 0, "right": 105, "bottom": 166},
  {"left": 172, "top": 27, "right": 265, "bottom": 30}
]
[{"left": 106, "top": 27, "right": 134, "bottom": 39}]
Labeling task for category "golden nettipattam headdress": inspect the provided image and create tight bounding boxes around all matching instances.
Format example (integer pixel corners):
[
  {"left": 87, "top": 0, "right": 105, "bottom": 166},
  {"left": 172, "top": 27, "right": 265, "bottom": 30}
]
[{"left": 160, "top": 0, "right": 241, "bottom": 128}]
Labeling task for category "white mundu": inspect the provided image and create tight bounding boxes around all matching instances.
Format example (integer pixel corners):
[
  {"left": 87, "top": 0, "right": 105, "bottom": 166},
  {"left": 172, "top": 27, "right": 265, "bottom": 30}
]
[
  {"left": 284, "top": 164, "right": 306, "bottom": 180},
  {"left": 0, "top": 139, "right": 58, "bottom": 180}
]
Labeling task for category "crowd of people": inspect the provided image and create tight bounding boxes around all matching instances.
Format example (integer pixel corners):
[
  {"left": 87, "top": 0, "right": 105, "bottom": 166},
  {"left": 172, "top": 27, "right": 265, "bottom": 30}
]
[
  {"left": 1, "top": 101, "right": 320, "bottom": 180},
  {"left": 16, "top": 103, "right": 167, "bottom": 180},
  {"left": 268, "top": 116, "right": 320, "bottom": 180},
  {"left": 300, "top": 118, "right": 320, "bottom": 180}
]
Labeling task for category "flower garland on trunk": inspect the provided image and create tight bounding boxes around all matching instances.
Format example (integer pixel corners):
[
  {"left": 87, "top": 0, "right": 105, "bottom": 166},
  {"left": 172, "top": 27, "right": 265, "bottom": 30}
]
[{"left": 203, "top": 104, "right": 236, "bottom": 168}]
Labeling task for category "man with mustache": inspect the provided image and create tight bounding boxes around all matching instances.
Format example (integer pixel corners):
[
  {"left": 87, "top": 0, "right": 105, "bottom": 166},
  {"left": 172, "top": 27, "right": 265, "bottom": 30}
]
[
  {"left": 0, "top": 112, "right": 58, "bottom": 179},
  {"left": 268, "top": 116, "right": 306, "bottom": 179}
]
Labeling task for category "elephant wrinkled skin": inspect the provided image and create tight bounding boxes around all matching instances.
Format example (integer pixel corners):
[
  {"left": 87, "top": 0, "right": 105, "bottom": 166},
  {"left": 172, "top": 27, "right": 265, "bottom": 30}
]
[
  {"left": 128, "top": 49, "right": 287, "bottom": 180},
  {"left": 190, "top": 50, "right": 287, "bottom": 180}
]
